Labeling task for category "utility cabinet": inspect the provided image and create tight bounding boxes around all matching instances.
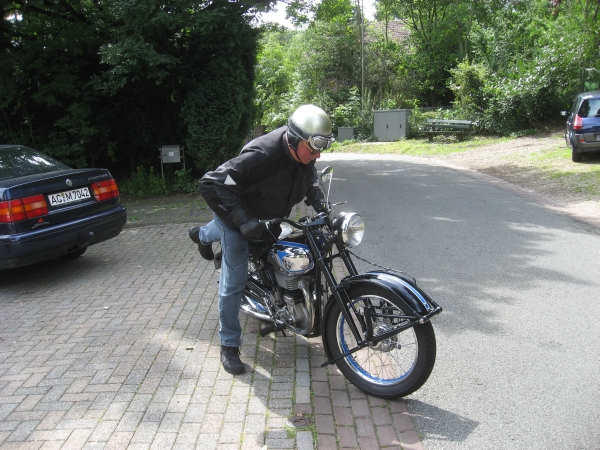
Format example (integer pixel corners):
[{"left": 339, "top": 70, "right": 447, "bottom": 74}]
[
  {"left": 373, "top": 109, "right": 411, "bottom": 141},
  {"left": 337, "top": 127, "right": 354, "bottom": 142}
]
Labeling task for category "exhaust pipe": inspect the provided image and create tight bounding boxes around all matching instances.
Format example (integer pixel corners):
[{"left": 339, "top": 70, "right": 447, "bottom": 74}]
[
  {"left": 240, "top": 291, "right": 272, "bottom": 322},
  {"left": 288, "top": 279, "right": 314, "bottom": 336}
]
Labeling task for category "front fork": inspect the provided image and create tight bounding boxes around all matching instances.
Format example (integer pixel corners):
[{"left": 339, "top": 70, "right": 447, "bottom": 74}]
[
  {"left": 307, "top": 230, "right": 361, "bottom": 340},
  {"left": 312, "top": 241, "right": 441, "bottom": 368}
]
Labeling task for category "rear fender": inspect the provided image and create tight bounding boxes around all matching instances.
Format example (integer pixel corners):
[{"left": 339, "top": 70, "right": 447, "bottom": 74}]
[{"left": 323, "top": 270, "right": 442, "bottom": 333}]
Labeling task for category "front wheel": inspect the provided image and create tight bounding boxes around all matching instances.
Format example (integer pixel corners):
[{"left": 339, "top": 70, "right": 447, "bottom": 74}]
[{"left": 323, "top": 285, "right": 437, "bottom": 399}]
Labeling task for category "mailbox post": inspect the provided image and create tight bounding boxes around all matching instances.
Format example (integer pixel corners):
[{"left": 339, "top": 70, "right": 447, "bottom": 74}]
[{"left": 159, "top": 145, "right": 185, "bottom": 178}]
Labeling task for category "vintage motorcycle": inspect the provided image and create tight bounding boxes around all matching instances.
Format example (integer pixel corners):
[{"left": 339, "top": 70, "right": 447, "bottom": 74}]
[{"left": 220, "top": 166, "right": 442, "bottom": 399}]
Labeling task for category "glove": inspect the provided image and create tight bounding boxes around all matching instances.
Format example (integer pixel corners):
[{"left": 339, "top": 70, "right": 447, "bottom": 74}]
[
  {"left": 230, "top": 208, "right": 272, "bottom": 240},
  {"left": 239, "top": 217, "right": 271, "bottom": 240},
  {"left": 312, "top": 200, "right": 328, "bottom": 214}
]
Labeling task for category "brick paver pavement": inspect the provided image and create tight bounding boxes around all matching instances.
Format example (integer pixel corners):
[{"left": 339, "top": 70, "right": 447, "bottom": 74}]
[{"left": 0, "top": 198, "right": 423, "bottom": 449}]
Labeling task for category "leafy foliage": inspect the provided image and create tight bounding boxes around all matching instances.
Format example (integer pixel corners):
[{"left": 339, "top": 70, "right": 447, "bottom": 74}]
[
  {"left": 254, "top": 17, "right": 362, "bottom": 132},
  {"left": 1, "top": 0, "right": 261, "bottom": 179},
  {"left": 449, "top": 60, "right": 487, "bottom": 110},
  {"left": 462, "top": 0, "right": 600, "bottom": 134},
  {"left": 120, "top": 166, "right": 169, "bottom": 198},
  {"left": 3, "top": 0, "right": 600, "bottom": 182},
  {"left": 254, "top": 25, "right": 298, "bottom": 129},
  {"left": 291, "top": 0, "right": 600, "bottom": 136}
]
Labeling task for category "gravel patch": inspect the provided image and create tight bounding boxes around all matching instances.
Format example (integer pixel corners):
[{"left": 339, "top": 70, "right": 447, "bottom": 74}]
[{"left": 421, "top": 131, "right": 600, "bottom": 224}]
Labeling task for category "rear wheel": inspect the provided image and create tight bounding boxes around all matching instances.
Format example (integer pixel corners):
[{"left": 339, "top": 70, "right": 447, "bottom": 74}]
[
  {"left": 569, "top": 135, "right": 583, "bottom": 162},
  {"left": 323, "top": 285, "right": 437, "bottom": 399}
]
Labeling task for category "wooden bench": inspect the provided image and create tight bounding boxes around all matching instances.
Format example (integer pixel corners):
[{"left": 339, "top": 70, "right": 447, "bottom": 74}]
[{"left": 424, "top": 119, "right": 473, "bottom": 141}]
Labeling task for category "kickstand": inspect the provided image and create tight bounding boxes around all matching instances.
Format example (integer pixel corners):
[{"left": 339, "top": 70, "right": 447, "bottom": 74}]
[{"left": 280, "top": 329, "right": 287, "bottom": 337}]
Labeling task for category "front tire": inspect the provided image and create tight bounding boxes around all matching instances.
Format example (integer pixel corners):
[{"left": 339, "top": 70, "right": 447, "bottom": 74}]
[{"left": 323, "top": 285, "right": 437, "bottom": 399}]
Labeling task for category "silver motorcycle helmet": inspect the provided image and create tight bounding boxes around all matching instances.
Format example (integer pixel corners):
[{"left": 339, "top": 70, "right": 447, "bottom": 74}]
[{"left": 287, "top": 105, "right": 335, "bottom": 152}]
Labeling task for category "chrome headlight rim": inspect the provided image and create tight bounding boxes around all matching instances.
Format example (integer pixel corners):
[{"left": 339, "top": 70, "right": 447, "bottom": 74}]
[{"left": 333, "top": 212, "right": 365, "bottom": 247}]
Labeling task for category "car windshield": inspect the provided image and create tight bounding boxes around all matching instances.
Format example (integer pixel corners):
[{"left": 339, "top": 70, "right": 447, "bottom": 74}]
[
  {"left": 578, "top": 98, "right": 600, "bottom": 118},
  {"left": 0, "top": 147, "right": 71, "bottom": 181}
]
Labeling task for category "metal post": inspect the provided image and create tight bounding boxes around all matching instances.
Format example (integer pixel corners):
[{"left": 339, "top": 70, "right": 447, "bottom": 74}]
[
  {"left": 360, "top": 0, "right": 365, "bottom": 135},
  {"left": 160, "top": 148, "right": 164, "bottom": 179}
]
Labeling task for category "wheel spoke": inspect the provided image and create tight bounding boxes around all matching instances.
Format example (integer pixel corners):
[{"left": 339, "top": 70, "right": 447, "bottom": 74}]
[
  {"left": 337, "top": 295, "right": 419, "bottom": 385},
  {"left": 324, "top": 285, "right": 437, "bottom": 398}
]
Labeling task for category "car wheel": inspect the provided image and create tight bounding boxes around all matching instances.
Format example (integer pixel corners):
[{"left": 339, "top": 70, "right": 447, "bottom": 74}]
[
  {"left": 569, "top": 136, "right": 583, "bottom": 162},
  {"left": 59, "top": 248, "right": 87, "bottom": 260}
]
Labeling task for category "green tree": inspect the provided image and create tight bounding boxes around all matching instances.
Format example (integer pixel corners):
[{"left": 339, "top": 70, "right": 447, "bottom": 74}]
[
  {"left": 282, "top": 0, "right": 356, "bottom": 27},
  {"left": 293, "top": 20, "right": 361, "bottom": 107},
  {"left": 377, "top": 0, "right": 471, "bottom": 105},
  {"left": 254, "top": 25, "right": 298, "bottom": 129},
  {"left": 255, "top": 0, "right": 600, "bottom": 137},
  {"left": 1, "top": 0, "right": 266, "bottom": 177},
  {"left": 363, "top": 21, "right": 419, "bottom": 110},
  {"left": 449, "top": 59, "right": 487, "bottom": 109},
  {"left": 254, "top": 7, "right": 362, "bottom": 131},
  {"left": 466, "top": 0, "right": 600, "bottom": 133},
  {"left": 315, "top": 0, "right": 356, "bottom": 24}
]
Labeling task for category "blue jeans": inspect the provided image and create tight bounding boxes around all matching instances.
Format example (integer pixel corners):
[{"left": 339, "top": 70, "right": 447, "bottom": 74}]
[{"left": 198, "top": 214, "right": 248, "bottom": 348}]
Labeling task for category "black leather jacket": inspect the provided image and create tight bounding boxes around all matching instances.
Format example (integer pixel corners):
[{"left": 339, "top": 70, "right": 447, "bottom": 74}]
[{"left": 199, "top": 126, "right": 324, "bottom": 231}]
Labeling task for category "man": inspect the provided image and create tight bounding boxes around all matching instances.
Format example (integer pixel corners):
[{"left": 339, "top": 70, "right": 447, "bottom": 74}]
[{"left": 189, "top": 104, "right": 334, "bottom": 374}]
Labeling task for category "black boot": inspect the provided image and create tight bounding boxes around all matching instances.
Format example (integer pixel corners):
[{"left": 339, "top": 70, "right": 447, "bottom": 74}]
[
  {"left": 220, "top": 346, "right": 245, "bottom": 375},
  {"left": 188, "top": 226, "right": 214, "bottom": 261}
]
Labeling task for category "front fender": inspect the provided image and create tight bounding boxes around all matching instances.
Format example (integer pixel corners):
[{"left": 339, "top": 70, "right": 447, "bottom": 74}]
[{"left": 324, "top": 271, "right": 442, "bottom": 327}]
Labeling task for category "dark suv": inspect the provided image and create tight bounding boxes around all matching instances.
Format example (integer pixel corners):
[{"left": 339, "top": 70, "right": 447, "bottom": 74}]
[{"left": 562, "top": 90, "right": 600, "bottom": 162}]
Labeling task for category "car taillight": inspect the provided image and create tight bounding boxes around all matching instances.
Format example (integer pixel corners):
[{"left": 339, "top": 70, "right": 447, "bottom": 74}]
[
  {"left": 92, "top": 179, "right": 119, "bottom": 201},
  {"left": 0, "top": 194, "right": 49, "bottom": 223},
  {"left": 573, "top": 114, "right": 583, "bottom": 130}
]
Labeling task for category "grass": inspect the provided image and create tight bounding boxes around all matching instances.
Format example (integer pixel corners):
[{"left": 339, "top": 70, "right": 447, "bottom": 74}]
[
  {"left": 495, "top": 139, "right": 600, "bottom": 198},
  {"left": 328, "top": 135, "right": 510, "bottom": 158}
]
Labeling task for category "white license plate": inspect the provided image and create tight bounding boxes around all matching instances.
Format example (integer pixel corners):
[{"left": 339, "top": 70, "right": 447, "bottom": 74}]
[
  {"left": 596, "top": 134, "right": 600, "bottom": 141},
  {"left": 49, "top": 187, "right": 91, "bottom": 206}
]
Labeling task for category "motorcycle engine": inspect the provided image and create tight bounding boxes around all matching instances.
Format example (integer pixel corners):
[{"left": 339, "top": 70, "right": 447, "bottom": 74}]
[{"left": 267, "top": 241, "right": 314, "bottom": 331}]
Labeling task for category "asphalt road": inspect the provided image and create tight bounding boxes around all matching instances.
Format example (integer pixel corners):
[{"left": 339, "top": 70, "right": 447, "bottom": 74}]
[{"left": 317, "top": 153, "right": 600, "bottom": 450}]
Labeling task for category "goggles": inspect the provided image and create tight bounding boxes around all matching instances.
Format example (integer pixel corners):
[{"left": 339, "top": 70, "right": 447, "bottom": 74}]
[{"left": 304, "top": 135, "right": 335, "bottom": 154}]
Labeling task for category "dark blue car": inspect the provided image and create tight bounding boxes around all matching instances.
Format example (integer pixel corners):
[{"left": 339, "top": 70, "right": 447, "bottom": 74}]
[
  {"left": 562, "top": 90, "right": 600, "bottom": 162},
  {"left": 0, "top": 145, "right": 127, "bottom": 269}
]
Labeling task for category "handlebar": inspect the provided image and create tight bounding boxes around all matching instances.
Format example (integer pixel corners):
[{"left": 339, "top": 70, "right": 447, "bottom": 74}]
[{"left": 268, "top": 217, "right": 300, "bottom": 230}]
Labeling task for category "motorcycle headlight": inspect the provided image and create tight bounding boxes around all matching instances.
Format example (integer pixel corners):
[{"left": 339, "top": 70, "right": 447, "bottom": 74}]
[{"left": 333, "top": 212, "right": 364, "bottom": 247}]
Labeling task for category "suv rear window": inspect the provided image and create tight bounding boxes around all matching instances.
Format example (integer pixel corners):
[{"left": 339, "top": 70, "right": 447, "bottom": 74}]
[
  {"left": 0, "top": 147, "right": 70, "bottom": 181},
  {"left": 578, "top": 98, "right": 600, "bottom": 118}
]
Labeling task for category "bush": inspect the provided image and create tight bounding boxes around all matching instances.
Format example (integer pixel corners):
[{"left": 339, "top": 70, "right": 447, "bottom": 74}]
[
  {"left": 408, "top": 108, "right": 447, "bottom": 138},
  {"left": 479, "top": 73, "right": 559, "bottom": 135},
  {"left": 332, "top": 87, "right": 362, "bottom": 130},
  {"left": 449, "top": 60, "right": 487, "bottom": 109},
  {"left": 120, "top": 166, "right": 170, "bottom": 198},
  {"left": 119, "top": 165, "right": 201, "bottom": 198},
  {"left": 171, "top": 168, "right": 198, "bottom": 195}
]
